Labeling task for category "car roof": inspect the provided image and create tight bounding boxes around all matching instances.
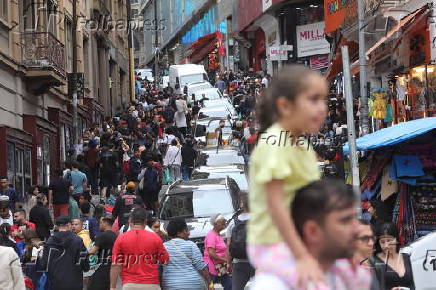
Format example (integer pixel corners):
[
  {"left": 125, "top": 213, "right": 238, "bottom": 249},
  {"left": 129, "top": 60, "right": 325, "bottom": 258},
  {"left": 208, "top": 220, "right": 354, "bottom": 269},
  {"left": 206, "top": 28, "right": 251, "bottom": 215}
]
[{"left": 166, "top": 178, "right": 228, "bottom": 195}]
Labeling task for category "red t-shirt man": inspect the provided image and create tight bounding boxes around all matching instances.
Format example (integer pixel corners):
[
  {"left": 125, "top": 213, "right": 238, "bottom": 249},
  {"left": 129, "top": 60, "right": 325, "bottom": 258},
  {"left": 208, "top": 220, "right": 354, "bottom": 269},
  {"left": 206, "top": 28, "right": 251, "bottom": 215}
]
[
  {"left": 112, "top": 228, "right": 169, "bottom": 286},
  {"left": 11, "top": 221, "right": 36, "bottom": 242}
]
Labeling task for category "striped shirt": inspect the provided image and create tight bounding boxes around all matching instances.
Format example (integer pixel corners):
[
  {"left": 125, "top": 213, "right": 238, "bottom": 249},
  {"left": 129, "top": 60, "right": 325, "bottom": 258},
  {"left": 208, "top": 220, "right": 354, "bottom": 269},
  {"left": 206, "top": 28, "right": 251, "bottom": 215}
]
[{"left": 162, "top": 238, "right": 207, "bottom": 290}]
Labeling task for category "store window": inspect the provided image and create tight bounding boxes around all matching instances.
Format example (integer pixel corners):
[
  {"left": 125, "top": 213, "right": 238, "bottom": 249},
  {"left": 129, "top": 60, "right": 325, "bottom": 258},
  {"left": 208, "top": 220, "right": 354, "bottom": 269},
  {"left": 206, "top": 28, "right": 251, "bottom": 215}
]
[
  {"left": 7, "top": 142, "right": 15, "bottom": 184},
  {"left": 7, "top": 142, "right": 32, "bottom": 199}
]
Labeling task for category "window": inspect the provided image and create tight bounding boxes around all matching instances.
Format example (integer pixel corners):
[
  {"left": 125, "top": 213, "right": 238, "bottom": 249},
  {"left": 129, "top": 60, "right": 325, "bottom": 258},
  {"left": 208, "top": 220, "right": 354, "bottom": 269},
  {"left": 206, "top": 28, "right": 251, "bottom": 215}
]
[
  {"left": 7, "top": 142, "right": 15, "bottom": 184},
  {"left": 22, "top": 0, "right": 36, "bottom": 31},
  {"left": 83, "top": 38, "right": 89, "bottom": 87},
  {"left": 132, "top": 9, "right": 138, "bottom": 18},
  {"left": 65, "top": 18, "right": 73, "bottom": 72},
  {"left": 43, "top": 135, "right": 50, "bottom": 186},
  {"left": 0, "top": 0, "right": 8, "bottom": 22},
  {"left": 45, "top": 0, "right": 57, "bottom": 37},
  {"left": 7, "top": 142, "right": 32, "bottom": 199}
]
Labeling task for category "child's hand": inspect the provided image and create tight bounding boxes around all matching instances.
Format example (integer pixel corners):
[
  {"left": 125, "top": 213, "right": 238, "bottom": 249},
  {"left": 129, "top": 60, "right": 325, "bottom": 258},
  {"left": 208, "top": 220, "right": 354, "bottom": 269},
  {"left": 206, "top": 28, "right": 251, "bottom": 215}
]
[{"left": 295, "top": 256, "right": 326, "bottom": 288}]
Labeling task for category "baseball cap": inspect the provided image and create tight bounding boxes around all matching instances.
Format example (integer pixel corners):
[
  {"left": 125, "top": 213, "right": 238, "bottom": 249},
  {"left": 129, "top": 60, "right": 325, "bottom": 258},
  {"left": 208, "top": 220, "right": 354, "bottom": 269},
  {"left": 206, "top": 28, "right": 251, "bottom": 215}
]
[
  {"left": 55, "top": 216, "right": 71, "bottom": 226},
  {"left": 0, "top": 195, "right": 10, "bottom": 208},
  {"left": 126, "top": 182, "right": 136, "bottom": 190}
]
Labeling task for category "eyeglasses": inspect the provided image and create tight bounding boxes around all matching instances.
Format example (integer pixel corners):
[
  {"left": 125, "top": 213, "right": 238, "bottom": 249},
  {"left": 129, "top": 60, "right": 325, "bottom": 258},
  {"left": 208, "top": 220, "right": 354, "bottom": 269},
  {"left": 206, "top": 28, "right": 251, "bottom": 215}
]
[{"left": 357, "top": 235, "right": 376, "bottom": 243}]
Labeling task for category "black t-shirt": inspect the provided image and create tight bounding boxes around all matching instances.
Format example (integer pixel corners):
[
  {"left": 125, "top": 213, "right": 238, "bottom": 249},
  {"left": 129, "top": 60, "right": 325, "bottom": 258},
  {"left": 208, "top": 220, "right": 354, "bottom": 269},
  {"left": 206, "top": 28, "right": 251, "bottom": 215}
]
[
  {"left": 48, "top": 178, "right": 71, "bottom": 205},
  {"left": 94, "top": 230, "right": 117, "bottom": 264}
]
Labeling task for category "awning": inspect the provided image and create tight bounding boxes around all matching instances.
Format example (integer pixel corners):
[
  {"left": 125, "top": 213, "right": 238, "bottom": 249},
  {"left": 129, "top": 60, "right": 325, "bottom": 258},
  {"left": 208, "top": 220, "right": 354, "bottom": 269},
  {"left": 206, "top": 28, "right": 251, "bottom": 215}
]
[
  {"left": 343, "top": 117, "right": 436, "bottom": 154},
  {"left": 187, "top": 31, "right": 224, "bottom": 63},
  {"left": 325, "top": 37, "right": 359, "bottom": 80}
]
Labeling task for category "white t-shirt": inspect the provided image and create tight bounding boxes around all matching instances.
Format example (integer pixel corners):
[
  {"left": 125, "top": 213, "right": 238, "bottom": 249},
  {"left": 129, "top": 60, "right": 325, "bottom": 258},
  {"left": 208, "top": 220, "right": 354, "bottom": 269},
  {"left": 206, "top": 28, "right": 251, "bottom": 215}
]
[
  {"left": 0, "top": 210, "right": 13, "bottom": 226},
  {"left": 174, "top": 111, "right": 187, "bottom": 128},
  {"left": 261, "top": 77, "right": 269, "bottom": 88}
]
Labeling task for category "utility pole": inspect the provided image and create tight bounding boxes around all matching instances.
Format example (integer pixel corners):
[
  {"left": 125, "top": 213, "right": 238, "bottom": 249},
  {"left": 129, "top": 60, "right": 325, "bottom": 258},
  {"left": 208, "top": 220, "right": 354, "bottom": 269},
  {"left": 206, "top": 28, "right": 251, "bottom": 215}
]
[
  {"left": 358, "top": 0, "right": 369, "bottom": 135},
  {"left": 342, "top": 45, "right": 361, "bottom": 216},
  {"left": 154, "top": 0, "right": 160, "bottom": 87},
  {"left": 72, "top": 0, "right": 78, "bottom": 145},
  {"left": 127, "top": 0, "right": 135, "bottom": 101}
]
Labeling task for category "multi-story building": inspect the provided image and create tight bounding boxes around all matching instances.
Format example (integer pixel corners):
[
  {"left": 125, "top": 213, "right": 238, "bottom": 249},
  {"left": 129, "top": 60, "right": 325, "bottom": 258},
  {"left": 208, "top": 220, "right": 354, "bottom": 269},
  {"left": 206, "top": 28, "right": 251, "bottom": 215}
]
[
  {"left": 131, "top": 0, "right": 145, "bottom": 68},
  {"left": 0, "top": 0, "right": 129, "bottom": 198}
]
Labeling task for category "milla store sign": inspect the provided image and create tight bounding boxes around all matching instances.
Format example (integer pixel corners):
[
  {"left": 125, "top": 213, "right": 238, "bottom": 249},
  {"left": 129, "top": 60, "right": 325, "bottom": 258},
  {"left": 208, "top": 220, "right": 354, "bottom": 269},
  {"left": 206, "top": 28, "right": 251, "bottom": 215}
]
[{"left": 296, "top": 22, "right": 330, "bottom": 57}]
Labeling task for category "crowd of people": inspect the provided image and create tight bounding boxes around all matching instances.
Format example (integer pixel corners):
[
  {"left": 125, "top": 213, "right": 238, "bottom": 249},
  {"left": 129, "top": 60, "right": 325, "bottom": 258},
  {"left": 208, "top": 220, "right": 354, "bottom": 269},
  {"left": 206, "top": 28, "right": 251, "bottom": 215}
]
[{"left": 0, "top": 65, "right": 415, "bottom": 290}]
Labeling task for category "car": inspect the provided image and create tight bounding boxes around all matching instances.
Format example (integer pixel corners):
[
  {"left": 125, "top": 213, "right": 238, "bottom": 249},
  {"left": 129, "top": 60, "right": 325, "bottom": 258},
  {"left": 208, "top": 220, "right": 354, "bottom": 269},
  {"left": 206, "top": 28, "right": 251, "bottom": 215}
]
[
  {"left": 202, "top": 98, "right": 234, "bottom": 112},
  {"left": 193, "top": 118, "right": 233, "bottom": 144},
  {"left": 158, "top": 177, "right": 241, "bottom": 251},
  {"left": 186, "top": 82, "right": 213, "bottom": 103},
  {"left": 192, "top": 165, "right": 248, "bottom": 191},
  {"left": 169, "top": 64, "right": 209, "bottom": 94},
  {"left": 194, "top": 88, "right": 223, "bottom": 101},
  {"left": 198, "top": 106, "right": 236, "bottom": 120},
  {"left": 200, "top": 148, "right": 246, "bottom": 166}
]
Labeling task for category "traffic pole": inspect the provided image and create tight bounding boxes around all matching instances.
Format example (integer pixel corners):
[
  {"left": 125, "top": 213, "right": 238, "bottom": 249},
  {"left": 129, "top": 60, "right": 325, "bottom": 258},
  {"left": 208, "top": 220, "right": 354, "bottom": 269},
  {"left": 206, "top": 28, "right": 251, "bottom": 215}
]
[
  {"left": 358, "top": 0, "right": 369, "bottom": 135},
  {"left": 127, "top": 0, "right": 135, "bottom": 102},
  {"left": 342, "top": 45, "right": 361, "bottom": 216}
]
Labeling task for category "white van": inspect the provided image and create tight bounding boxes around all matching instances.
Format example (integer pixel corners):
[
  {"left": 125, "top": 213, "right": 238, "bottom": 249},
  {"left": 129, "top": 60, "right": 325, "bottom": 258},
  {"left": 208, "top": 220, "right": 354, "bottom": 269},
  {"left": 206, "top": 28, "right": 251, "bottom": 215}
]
[
  {"left": 169, "top": 64, "right": 209, "bottom": 94},
  {"left": 135, "top": 68, "right": 154, "bottom": 82}
]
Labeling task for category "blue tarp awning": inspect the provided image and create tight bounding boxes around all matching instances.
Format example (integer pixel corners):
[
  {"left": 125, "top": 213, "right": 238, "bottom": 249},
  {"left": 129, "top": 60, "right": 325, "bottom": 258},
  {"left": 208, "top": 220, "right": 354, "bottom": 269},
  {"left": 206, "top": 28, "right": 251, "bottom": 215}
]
[{"left": 343, "top": 117, "right": 436, "bottom": 154}]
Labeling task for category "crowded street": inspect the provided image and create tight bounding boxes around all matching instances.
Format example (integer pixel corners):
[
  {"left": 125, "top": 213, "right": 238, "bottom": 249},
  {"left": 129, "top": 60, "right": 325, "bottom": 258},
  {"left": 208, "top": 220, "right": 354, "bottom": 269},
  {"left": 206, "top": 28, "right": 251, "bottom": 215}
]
[{"left": 1, "top": 0, "right": 436, "bottom": 290}]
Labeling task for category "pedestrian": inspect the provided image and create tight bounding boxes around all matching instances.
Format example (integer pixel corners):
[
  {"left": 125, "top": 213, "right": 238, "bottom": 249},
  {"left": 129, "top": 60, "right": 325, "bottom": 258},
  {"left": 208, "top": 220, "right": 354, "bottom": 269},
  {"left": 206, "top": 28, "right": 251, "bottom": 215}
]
[
  {"left": 0, "top": 244, "right": 25, "bottom": 290},
  {"left": 163, "top": 139, "right": 182, "bottom": 182},
  {"left": 162, "top": 218, "right": 214, "bottom": 290},
  {"left": 84, "top": 139, "right": 100, "bottom": 196},
  {"left": 146, "top": 217, "right": 167, "bottom": 241},
  {"left": 174, "top": 95, "right": 188, "bottom": 137},
  {"left": 99, "top": 144, "right": 120, "bottom": 202},
  {"left": 129, "top": 147, "right": 142, "bottom": 183},
  {"left": 369, "top": 223, "right": 415, "bottom": 290},
  {"left": 11, "top": 209, "right": 36, "bottom": 243},
  {"left": 0, "top": 196, "right": 14, "bottom": 226},
  {"left": 78, "top": 192, "right": 96, "bottom": 217},
  {"left": 247, "top": 65, "right": 328, "bottom": 287},
  {"left": 71, "top": 218, "right": 92, "bottom": 249},
  {"left": 204, "top": 214, "right": 232, "bottom": 290},
  {"left": 0, "top": 223, "right": 17, "bottom": 254},
  {"left": 24, "top": 185, "right": 39, "bottom": 216},
  {"left": 80, "top": 202, "right": 100, "bottom": 241},
  {"left": 181, "top": 138, "right": 197, "bottom": 180},
  {"left": 29, "top": 193, "right": 54, "bottom": 241},
  {"left": 48, "top": 169, "right": 72, "bottom": 219},
  {"left": 40, "top": 216, "right": 89, "bottom": 290},
  {"left": 226, "top": 192, "right": 254, "bottom": 290},
  {"left": 215, "top": 76, "right": 226, "bottom": 94},
  {"left": 69, "top": 161, "right": 88, "bottom": 202},
  {"left": 137, "top": 157, "right": 160, "bottom": 212},
  {"left": 110, "top": 207, "right": 169, "bottom": 290},
  {"left": 112, "top": 182, "right": 144, "bottom": 230},
  {"left": 88, "top": 216, "right": 117, "bottom": 290},
  {"left": 0, "top": 176, "right": 20, "bottom": 210}
]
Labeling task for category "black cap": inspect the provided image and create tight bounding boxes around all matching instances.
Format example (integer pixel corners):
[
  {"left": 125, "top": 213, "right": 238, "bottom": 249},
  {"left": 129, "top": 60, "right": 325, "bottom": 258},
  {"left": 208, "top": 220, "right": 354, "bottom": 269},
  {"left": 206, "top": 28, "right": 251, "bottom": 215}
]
[{"left": 55, "top": 216, "right": 71, "bottom": 226}]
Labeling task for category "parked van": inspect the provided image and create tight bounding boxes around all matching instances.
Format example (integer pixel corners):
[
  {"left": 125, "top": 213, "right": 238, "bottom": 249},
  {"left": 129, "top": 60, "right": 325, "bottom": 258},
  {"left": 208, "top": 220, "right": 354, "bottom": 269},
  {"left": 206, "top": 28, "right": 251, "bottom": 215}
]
[
  {"left": 135, "top": 68, "right": 154, "bottom": 82},
  {"left": 169, "top": 64, "right": 209, "bottom": 94}
]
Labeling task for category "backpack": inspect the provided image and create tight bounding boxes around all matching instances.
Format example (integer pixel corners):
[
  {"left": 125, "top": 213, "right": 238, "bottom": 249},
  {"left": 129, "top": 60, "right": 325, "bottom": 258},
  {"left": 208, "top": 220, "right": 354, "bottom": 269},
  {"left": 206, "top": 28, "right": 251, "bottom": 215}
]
[
  {"left": 140, "top": 168, "right": 159, "bottom": 193},
  {"left": 229, "top": 216, "right": 248, "bottom": 259}
]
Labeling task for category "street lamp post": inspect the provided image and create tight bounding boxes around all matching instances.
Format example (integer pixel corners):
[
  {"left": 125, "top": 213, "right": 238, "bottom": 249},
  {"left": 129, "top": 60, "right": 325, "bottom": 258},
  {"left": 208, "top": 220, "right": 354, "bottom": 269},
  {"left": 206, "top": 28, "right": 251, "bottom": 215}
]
[
  {"left": 358, "top": 0, "right": 370, "bottom": 135},
  {"left": 154, "top": 0, "right": 160, "bottom": 87}
]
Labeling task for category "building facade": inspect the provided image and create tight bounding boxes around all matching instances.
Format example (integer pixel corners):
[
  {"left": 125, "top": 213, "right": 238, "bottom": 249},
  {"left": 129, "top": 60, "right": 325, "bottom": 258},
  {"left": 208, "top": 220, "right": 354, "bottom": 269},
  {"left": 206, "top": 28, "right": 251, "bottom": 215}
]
[{"left": 0, "top": 0, "right": 129, "bottom": 197}]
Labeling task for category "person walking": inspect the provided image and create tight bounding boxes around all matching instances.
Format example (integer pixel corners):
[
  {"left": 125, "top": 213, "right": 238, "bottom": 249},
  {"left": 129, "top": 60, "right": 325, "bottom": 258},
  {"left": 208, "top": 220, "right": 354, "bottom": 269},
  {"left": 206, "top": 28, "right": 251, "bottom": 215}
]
[
  {"left": 29, "top": 194, "right": 54, "bottom": 241},
  {"left": 80, "top": 202, "right": 100, "bottom": 241},
  {"left": 48, "top": 169, "right": 72, "bottom": 218},
  {"left": 40, "top": 216, "right": 89, "bottom": 290},
  {"left": 84, "top": 140, "right": 100, "bottom": 196},
  {"left": 71, "top": 218, "right": 92, "bottom": 249},
  {"left": 181, "top": 139, "right": 197, "bottom": 181},
  {"left": 0, "top": 176, "right": 20, "bottom": 210},
  {"left": 88, "top": 216, "right": 117, "bottom": 290},
  {"left": 11, "top": 209, "right": 36, "bottom": 243},
  {"left": 110, "top": 207, "right": 169, "bottom": 290},
  {"left": 162, "top": 218, "right": 213, "bottom": 290},
  {"left": 204, "top": 214, "right": 232, "bottom": 290},
  {"left": 163, "top": 139, "right": 182, "bottom": 182},
  {"left": 226, "top": 193, "right": 254, "bottom": 290},
  {"left": 69, "top": 161, "right": 88, "bottom": 202},
  {"left": 0, "top": 245, "right": 25, "bottom": 290},
  {"left": 137, "top": 157, "right": 160, "bottom": 213}
]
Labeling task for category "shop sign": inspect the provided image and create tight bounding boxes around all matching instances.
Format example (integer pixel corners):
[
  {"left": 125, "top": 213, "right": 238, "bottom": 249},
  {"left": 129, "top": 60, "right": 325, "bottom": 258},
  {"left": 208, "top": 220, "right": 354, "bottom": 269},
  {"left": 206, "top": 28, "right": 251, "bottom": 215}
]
[
  {"left": 310, "top": 54, "right": 329, "bottom": 70},
  {"left": 296, "top": 22, "right": 330, "bottom": 57},
  {"left": 269, "top": 46, "right": 288, "bottom": 61}
]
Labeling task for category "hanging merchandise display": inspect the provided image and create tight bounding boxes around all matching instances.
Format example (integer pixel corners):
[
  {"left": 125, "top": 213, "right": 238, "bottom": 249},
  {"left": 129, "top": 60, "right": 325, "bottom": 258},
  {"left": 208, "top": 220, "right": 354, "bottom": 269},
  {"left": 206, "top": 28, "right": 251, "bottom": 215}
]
[{"left": 371, "top": 89, "right": 388, "bottom": 120}]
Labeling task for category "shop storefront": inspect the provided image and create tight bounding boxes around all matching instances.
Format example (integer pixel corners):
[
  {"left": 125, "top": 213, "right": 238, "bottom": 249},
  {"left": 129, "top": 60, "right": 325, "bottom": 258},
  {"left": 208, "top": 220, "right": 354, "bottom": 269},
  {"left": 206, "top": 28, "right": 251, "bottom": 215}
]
[
  {"left": 0, "top": 126, "right": 33, "bottom": 199},
  {"left": 343, "top": 118, "right": 436, "bottom": 247},
  {"left": 23, "top": 115, "right": 58, "bottom": 187}
]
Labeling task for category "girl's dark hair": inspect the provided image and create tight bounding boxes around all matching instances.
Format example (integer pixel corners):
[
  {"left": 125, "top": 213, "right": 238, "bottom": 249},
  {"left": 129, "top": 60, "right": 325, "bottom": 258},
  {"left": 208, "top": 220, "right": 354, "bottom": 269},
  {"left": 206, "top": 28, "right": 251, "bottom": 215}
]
[
  {"left": 146, "top": 216, "right": 159, "bottom": 228},
  {"left": 0, "top": 223, "right": 11, "bottom": 240},
  {"left": 166, "top": 218, "right": 188, "bottom": 238},
  {"left": 375, "top": 223, "right": 400, "bottom": 254},
  {"left": 257, "top": 65, "right": 321, "bottom": 132}
]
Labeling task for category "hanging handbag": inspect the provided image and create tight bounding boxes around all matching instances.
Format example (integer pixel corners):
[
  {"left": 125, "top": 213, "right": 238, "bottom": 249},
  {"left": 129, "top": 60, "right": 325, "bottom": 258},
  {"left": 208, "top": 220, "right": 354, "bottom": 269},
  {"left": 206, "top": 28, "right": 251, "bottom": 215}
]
[{"left": 163, "top": 168, "right": 172, "bottom": 185}]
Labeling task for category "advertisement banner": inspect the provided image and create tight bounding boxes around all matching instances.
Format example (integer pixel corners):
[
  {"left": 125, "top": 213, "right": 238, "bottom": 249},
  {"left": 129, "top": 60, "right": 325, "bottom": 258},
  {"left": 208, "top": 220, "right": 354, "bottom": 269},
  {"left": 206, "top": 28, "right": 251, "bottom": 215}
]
[
  {"left": 269, "top": 47, "right": 287, "bottom": 61},
  {"left": 296, "top": 22, "right": 330, "bottom": 58},
  {"left": 310, "top": 54, "right": 329, "bottom": 70}
]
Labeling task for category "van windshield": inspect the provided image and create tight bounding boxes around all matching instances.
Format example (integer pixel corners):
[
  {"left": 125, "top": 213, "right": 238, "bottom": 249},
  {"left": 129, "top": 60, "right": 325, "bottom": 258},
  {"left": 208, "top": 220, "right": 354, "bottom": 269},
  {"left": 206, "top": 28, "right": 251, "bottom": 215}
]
[{"left": 181, "top": 74, "right": 205, "bottom": 85}]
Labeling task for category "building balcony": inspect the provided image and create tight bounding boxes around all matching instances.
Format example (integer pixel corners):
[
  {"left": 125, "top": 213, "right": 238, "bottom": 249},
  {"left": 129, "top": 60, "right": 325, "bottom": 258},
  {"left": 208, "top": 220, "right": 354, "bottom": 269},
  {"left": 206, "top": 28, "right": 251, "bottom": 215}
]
[{"left": 21, "top": 32, "right": 66, "bottom": 94}]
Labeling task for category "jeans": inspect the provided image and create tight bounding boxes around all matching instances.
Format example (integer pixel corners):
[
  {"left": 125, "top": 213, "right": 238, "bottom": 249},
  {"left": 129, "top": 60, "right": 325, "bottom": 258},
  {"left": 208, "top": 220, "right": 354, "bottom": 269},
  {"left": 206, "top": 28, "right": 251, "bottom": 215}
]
[
  {"left": 181, "top": 165, "right": 193, "bottom": 180},
  {"left": 212, "top": 274, "right": 232, "bottom": 290},
  {"left": 88, "top": 167, "right": 99, "bottom": 195},
  {"left": 232, "top": 262, "right": 255, "bottom": 290},
  {"left": 169, "top": 164, "right": 181, "bottom": 181}
]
